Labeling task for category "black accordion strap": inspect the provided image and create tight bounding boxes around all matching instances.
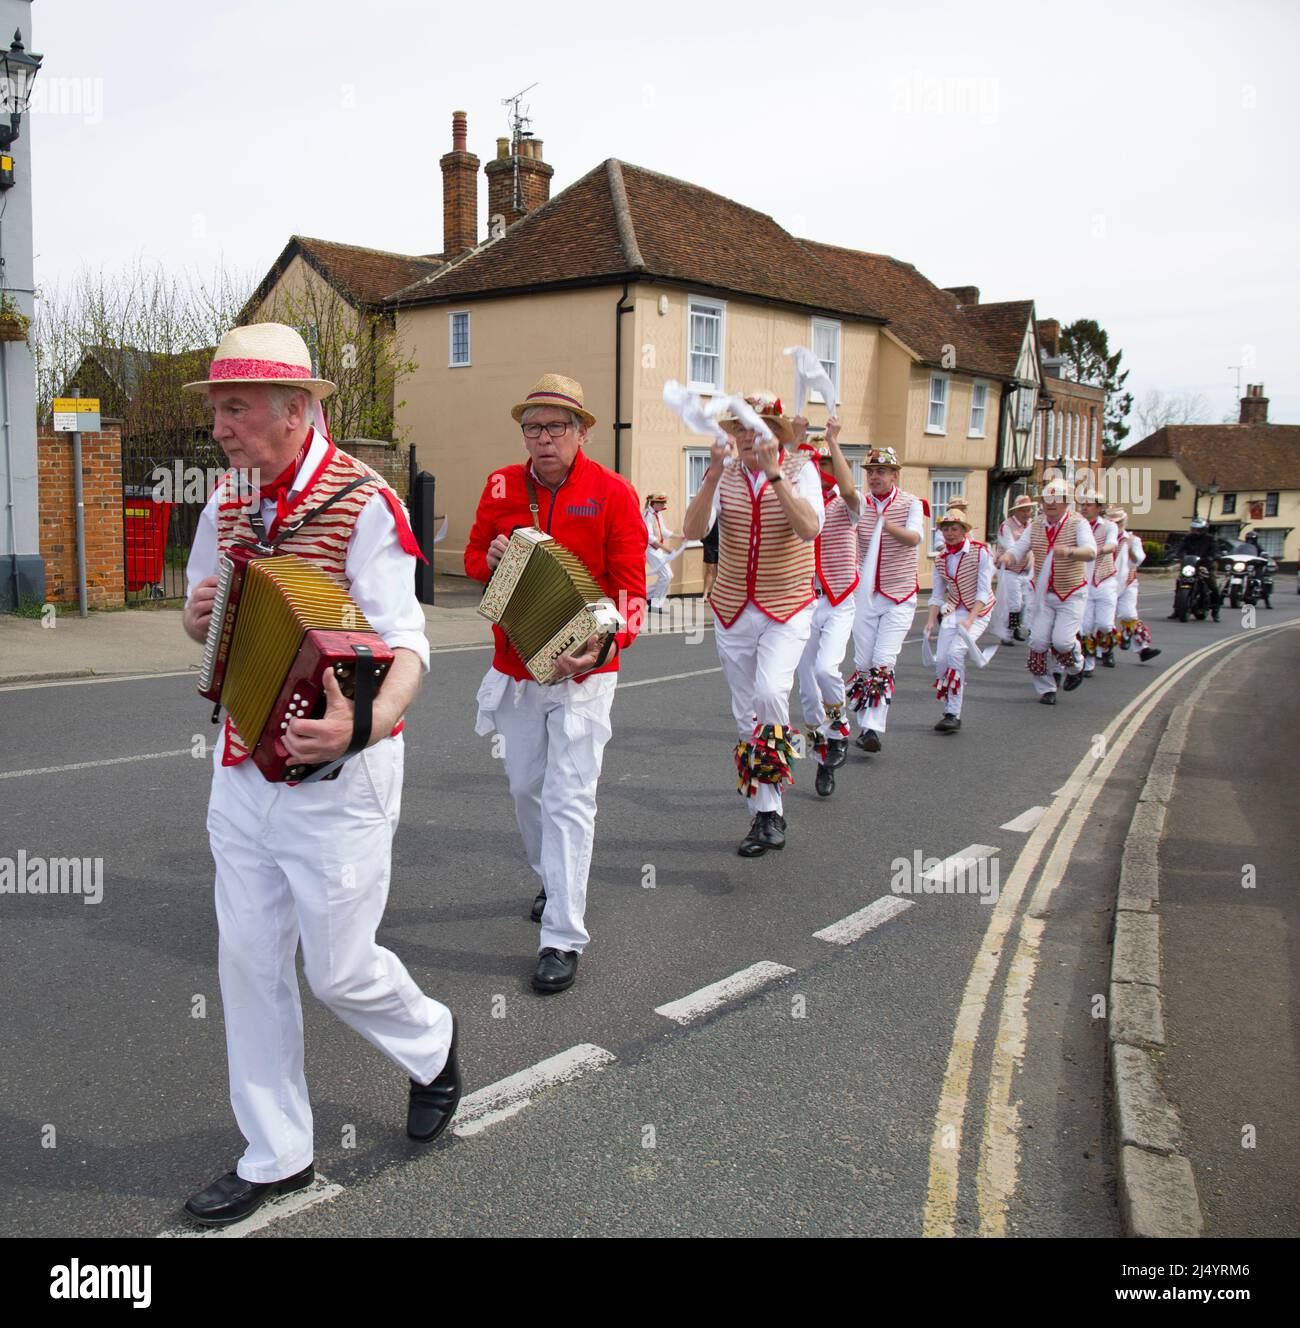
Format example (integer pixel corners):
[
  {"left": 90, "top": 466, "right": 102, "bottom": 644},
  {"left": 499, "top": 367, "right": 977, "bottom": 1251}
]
[
  {"left": 299, "top": 643, "right": 378, "bottom": 784},
  {"left": 250, "top": 477, "right": 376, "bottom": 547}
]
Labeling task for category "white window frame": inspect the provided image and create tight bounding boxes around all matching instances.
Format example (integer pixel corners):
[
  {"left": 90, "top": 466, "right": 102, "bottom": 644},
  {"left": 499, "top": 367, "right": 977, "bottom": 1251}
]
[
  {"left": 687, "top": 295, "right": 726, "bottom": 395},
  {"left": 685, "top": 448, "right": 712, "bottom": 503},
  {"left": 929, "top": 469, "right": 968, "bottom": 556},
  {"left": 810, "top": 317, "right": 842, "bottom": 405},
  {"left": 968, "top": 380, "right": 989, "bottom": 437},
  {"left": 927, "top": 374, "right": 949, "bottom": 435},
  {"left": 1034, "top": 411, "right": 1043, "bottom": 460},
  {"left": 840, "top": 444, "right": 867, "bottom": 492},
  {"left": 1046, "top": 412, "right": 1056, "bottom": 459},
  {"left": 448, "top": 310, "right": 471, "bottom": 368},
  {"left": 1091, "top": 411, "right": 1099, "bottom": 462}
]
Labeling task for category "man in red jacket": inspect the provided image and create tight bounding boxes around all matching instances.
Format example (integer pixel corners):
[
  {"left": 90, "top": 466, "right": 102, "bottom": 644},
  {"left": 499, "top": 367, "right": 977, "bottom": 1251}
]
[{"left": 465, "top": 374, "right": 647, "bottom": 994}]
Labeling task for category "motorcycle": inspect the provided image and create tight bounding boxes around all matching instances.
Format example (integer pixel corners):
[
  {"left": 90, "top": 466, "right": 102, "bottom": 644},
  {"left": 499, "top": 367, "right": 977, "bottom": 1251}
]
[
  {"left": 1173, "top": 554, "right": 1217, "bottom": 621},
  {"left": 1221, "top": 542, "right": 1275, "bottom": 609}
]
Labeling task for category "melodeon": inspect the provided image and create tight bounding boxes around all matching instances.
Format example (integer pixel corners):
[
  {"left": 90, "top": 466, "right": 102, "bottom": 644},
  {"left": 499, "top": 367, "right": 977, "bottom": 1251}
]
[
  {"left": 478, "top": 528, "right": 626, "bottom": 684},
  {"left": 198, "top": 551, "right": 394, "bottom": 782}
]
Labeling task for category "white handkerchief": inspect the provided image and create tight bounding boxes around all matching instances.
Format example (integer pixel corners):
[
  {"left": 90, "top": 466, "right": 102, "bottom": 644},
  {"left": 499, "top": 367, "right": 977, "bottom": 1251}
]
[
  {"left": 960, "top": 625, "right": 999, "bottom": 668},
  {"left": 663, "top": 380, "right": 729, "bottom": 441},
  {"left": 921, "top": 630, "right": 935, "bottom": 667},
  {"left": 784, "top": 346, "right": 837, "bottom": 416}
]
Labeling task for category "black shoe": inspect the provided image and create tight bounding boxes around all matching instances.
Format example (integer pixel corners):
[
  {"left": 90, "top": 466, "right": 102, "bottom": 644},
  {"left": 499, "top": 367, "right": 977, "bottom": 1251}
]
[
  {"left": 1101, "top": 650, "right": 1115, "bottom": 668},
  {"left": 184, "top": 1163, "right": 314, "bottom": 1227},
  {"left": 1212, "top": 612, "right": 1221, "bottom": 623},
  {"left": 1139, "top": 647, "right": 1162, "bottom": 662},
  {"left": 815, "top": 763, "right": 834, "bottom": 797},
  {"left": 738, "top": 811, "right": 786, "bottom": 856},
  {"left": 934, "top": 713, "right": 961, "bottom": 734},
  {"left": 856, "top": 729, "right": 882, "bottom": 753},
  {"left": 1039, "top": 691, "right": 1057, "bottom": 705},
  {"left": 408, "top": 1019, "right": 462, "bottom": 1142},
  {"left": 1063, "top": 671, "right": 1085, "bottom": 692},
  {"left": 532, "top": 947, "right": 578, "bottom": 994},
  {"left": 825, "top": 737, "right": 848, "bottom": 769},
  {"left": 530, "top": 891, "right": 546, "bottom": 923}
]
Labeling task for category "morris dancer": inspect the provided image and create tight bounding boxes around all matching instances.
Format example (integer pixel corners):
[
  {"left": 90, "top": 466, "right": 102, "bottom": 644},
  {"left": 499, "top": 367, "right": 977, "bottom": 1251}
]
[
  {"left": 681, "top": 392, "right": 822, "bottom": 857},
  {"left": 181, "top": 324, "right": 459, "bottom": 1226},
  {"left": 924, "top": 506, "right": 995, "bottom": 734},
  {"left": 1112, "top": 508, "right": 1162, "bottom": 663},
  {"left": 825, "top": 442, "right": 924, "bottom": 754},
  {"left": 643, "top": 492, "right": 678, "bottom": 612},
  {"left": 999, "top": 478, "right": 1096, "bottom": 705},
  {"left": 990, "top": 494, "right": 1035, "bottom": 645},
  {"left": 465, "top": 374, "right": 647, "bottom": 993},
  {"left": 1078, "top": 490, "right": 1120, "bottom": 675},
  {"left": 793, "top": 418, "right": 858, "bottom": 797}
]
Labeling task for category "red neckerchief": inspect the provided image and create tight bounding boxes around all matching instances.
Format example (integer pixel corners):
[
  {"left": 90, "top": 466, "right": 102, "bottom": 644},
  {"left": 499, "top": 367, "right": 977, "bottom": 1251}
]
[
  {"left": 872, "top": 486, "right": 897, "bottom": 511},
  {"left": 258, "top": 439, "right": 310, "bottom": 531},
  {"left": 1044, "top": 513, "right": 1067, "bottom": 551}
]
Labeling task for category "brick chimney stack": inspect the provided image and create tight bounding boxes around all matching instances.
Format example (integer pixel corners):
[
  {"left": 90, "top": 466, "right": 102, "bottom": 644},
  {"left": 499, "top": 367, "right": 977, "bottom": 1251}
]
[
  {"left": 944, "top": 286, "right": 980, "bottom": 307},
  {"left": 1239, "top": 383, "right": 1269, "bottom": 425},
  {"left": 485, "top": 132, "right": 555, "bottom": 232},
  {"left": 1038, "top": 319, "right": 1061, "bottom": 357},
  {"left": 440, "top": 110, "right": 479, "bottom": 256}
]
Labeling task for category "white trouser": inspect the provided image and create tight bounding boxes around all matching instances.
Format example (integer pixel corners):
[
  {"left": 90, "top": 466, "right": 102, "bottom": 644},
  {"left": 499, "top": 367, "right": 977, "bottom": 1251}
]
[
  {"left": 1116, "top": 578, "right": 1140, "bottom": 623},
  {"left": 796, "top": 592, "right": 856, "bottom": 761},
  {"left": 475, "top": 667, "right": 616, "bottom": 954},
  {"left": 850, "top": 593, "right": 917, "bottom": 733},
  {"left": 1026, "top": 590, "right": 1087, "bottom": 695},
  {"left": 1080, "top": 580, "right": 1120, "bottom": 671},
  {"left": 990, "top": 569, "right": 1029, "bottom": 640},
  {"left": 207, "top": 731, "right": 452, "bottom": 1183},
  {"left": 647, "top": 553, "right": 673, "bottom": 608},
  {"left": 933, "top": 613, "right": 989, "bottom": 719},
  {"left": 715, "top": 601, "right": 814, "bottom": 814}
]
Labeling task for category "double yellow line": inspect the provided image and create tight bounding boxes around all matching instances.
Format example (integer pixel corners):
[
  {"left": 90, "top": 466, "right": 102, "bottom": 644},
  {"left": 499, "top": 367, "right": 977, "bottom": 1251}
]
[{"left": 922, "top": 620, "right": 1300, "bottom": 1238}]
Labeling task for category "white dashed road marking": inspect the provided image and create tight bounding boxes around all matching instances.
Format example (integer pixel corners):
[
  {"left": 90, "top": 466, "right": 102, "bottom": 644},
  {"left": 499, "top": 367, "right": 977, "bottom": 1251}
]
[
  {"left": 0, "top": 749, "right": 193, "bottom": 780},
  {"left": 999, "top": 806, "right": 1047, "bottom": 833},
  {"left": 919, "top": 844, "right": 1000, "bottom": 885},
  {"left": 814, "top": 896, "right": 914, "bottom": 945},
  {"left": 654, "top": 961, "right": 796, "bottom": 1025},
  {"left": 452, "top": 1043, "right": 616, "bottom": 1138},
  {"left": 159, "top": 1174, "right": 343, "bottom": 1238}
]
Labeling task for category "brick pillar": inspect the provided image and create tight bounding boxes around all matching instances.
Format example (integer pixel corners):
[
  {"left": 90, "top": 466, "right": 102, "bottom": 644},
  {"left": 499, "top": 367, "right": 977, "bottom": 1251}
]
[
  {"left": 485, "top": 135, "right": 555, "bottom": 232},
  {"left": 1239, "top": 384, "right": 1268, "bottom": 425},
  {"left": 440, "top": 110, "right": 480, "bottom": 256},
  {"left": 38, "top": 423, "right": 124, "bottom": 607}
]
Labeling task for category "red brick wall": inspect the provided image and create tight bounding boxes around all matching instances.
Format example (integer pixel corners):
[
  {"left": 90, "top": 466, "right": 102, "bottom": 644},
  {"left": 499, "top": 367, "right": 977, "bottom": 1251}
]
[
  {"left": 38, "top": 424, "right": 124, "bottom": 607},
  {"left": 340, "top": 440, "right": 411, "bottom": 499}
]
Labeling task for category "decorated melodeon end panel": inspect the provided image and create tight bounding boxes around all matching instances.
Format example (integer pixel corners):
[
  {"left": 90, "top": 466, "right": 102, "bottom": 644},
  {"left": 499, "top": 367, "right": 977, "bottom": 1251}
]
[
  {"left": 199, "top": 553, "right": 395, "bottom": 782},
  {"left": 478, "top": 527, "right": 626, "bottom": 684}
]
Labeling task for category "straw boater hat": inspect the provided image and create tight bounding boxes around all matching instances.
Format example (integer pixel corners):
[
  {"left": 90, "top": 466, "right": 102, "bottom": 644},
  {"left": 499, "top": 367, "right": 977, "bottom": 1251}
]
[
  {"left": 718, "top": 392, "right": 795, "bottom": 445},
  {"left": 946, "top": 496, "right": 968, "bottom": 509},
  {"left": 937, "top": 505, "right": 972, "bottom": 530},
  {"left": 183, "top": 323, "right": 337, "bottom": 399},
  {"left": 1010, "top": 494, "right": 1035, "bottom": 513},
  {"left": 1108, "top": 507, "right": 1127, "bottom": 523},
  {"left": 645, "top": 492, "right": 668, "bottom": 505},
  {"left": 510, "top": 373, "right": 597, "bottom": 430}
]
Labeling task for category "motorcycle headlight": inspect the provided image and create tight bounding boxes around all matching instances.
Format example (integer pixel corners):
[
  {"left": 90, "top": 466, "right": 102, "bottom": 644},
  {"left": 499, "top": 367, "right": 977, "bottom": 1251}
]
[
  {"left": 1181, "top": 564, "right": 1195, "bottom": 576},
  {"left": 1234, "top": 561, "right": 1246, "bottom": 572}
]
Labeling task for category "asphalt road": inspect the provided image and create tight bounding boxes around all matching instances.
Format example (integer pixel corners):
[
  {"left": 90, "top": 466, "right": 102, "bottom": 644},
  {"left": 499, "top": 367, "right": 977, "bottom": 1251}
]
[{"left": 2, "top": 589, "right": 1297, "bottom": 1237}]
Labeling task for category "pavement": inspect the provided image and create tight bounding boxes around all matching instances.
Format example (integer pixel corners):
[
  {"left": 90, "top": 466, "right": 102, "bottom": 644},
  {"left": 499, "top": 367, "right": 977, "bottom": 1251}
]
[{"left": 0, "top": 580, "right": 1295, "bottom": 1239}]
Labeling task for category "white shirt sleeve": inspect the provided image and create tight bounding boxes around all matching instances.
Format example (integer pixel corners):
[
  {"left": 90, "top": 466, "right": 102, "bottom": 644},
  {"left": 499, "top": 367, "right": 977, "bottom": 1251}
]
[
  {"left": 906, "top": 497, "right": 925, "bottom": 536},
  {"left": 976, "top": 545, "right": 994, "bottom": 604},
  {"left": 929, "top": 554, "right": 947, "bottom": 607},
  {"left": 1129, "top": 535, "right": 1146, "bottom": 569},
  {"left": 345, "top": 492, "right": 431, "bottom": 672},
  {"left": 1007, "top": 524, "right": 1033, "bottom": 562},
  {"left": 792, "top": 456, "right": 825, "bottom": 538},
  {"left": 1074, "top": 517, "right": 1098, "bottom": 556}
]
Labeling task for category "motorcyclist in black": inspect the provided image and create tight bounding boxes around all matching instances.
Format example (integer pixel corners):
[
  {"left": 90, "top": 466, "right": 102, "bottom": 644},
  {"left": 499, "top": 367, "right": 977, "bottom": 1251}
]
[{"left": 1170, "top": 517, "right": 1222, "bottom": 621}]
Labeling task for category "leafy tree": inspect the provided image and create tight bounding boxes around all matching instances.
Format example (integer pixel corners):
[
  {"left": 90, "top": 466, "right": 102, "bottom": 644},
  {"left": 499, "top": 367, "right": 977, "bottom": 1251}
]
[{"left": 1058, "top": 318, "right": 1133, "bottom": 453}]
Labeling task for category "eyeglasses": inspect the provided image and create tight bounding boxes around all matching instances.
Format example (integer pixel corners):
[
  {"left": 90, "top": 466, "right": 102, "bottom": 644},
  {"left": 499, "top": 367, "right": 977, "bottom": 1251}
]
[{"left": 521, "top": 421, "right": 573, "bottom": 439}]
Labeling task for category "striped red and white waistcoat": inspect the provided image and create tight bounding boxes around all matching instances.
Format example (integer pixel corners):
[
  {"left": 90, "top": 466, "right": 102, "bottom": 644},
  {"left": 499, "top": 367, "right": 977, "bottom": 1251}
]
[
  {"left": 815, "top": 491, "right": 860, "bottom": 604},
  {"left": 213, "top": 439, "right": 396, "bottom": 764},
  {"left": 999, "top": 516, "right": 1034, "bottom": 575},
  {"left": 1029, "top": 511, "right": 1087, "bottom": 600},
  {"left": 1089, "top": 518, "right": 1117, "bottom": 585},
  {"left": 711, "top": 449, "right": 816, "bottom": 628},
  {"left": 858, "top": 487, "right": 921, "bottom": 603},
  {"left": 939, "top": 540, "right": 995, "bottom": 617}
]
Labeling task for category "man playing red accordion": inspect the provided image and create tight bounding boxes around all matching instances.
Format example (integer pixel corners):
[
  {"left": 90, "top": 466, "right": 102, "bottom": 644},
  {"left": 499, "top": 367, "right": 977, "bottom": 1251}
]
[{"left": 180, "top": 324, "right": 458, "bottom": 1226}]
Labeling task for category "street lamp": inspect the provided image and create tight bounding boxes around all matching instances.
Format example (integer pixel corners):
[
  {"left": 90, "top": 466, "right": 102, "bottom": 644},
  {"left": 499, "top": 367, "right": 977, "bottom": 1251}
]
[{"left": 0, "top": 29, "right": 43, "bottom": 189}]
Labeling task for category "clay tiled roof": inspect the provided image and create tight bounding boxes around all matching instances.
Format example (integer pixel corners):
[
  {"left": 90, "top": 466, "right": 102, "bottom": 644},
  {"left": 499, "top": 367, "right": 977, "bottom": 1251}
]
[
  {"left": 244, "top": 237, "right": 446, "bottom": 318},
  {"left": 800, "top": 242, "right": 1022, "bottom": 379},
  {"left": 389, "top": 161, "right": 885, "bottom": 321},
  {"left": 1121, "top": 425, "right": 1300, "bottom": 491},
  {"left": 959, "top": 300, "right": 1036, "bottom": 378}
]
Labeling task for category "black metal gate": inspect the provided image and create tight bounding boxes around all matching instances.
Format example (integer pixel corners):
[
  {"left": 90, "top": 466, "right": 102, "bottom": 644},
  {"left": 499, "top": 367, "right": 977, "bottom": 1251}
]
[{"left": 121, "top": 432, "right": 225, "bottom": 602}]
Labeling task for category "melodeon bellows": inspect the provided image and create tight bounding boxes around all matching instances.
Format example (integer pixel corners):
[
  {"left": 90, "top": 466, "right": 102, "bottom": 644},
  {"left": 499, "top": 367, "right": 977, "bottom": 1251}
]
[
  {"left": 478, "top": 528, "right": 626, "bottom": 684},
  {"left": 198, "top": 553, "right": 394, "bottom": 782}
]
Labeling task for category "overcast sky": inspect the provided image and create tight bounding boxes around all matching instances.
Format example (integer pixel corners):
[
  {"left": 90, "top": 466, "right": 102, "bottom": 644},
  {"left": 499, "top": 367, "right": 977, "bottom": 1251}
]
[{"left": 26, "top": 0, "right": 1300, "bottom": 428}]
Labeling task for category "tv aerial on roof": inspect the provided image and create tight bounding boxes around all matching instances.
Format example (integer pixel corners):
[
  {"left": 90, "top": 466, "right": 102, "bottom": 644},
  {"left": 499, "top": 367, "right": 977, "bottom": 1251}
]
[{"left": 501, "top": 83, "right": 539, "bottom": 212}]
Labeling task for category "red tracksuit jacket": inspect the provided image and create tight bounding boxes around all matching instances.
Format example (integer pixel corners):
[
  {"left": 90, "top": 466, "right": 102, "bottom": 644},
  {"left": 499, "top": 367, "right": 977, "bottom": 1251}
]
[{"left": 464, "top": 448, "right": 648, "bottom": 680}]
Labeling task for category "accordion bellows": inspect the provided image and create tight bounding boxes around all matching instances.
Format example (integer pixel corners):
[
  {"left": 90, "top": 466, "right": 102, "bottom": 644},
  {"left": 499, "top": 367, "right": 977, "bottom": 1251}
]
[
  {"left": 199, "top": 553, "right": 394, "bottom": 781},
  {"left": 479, "top": 528, "right": 625, "bottom": 684}
]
